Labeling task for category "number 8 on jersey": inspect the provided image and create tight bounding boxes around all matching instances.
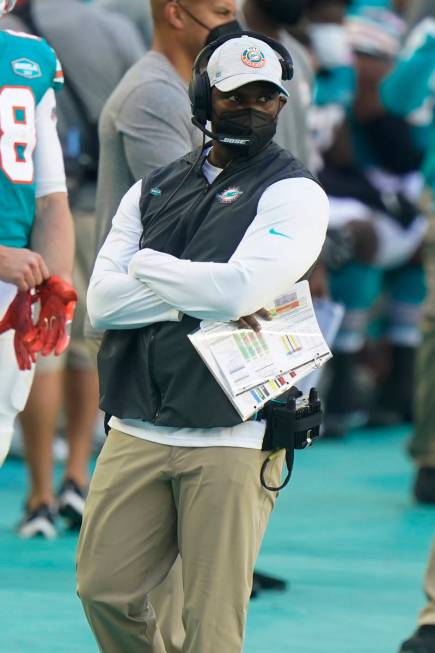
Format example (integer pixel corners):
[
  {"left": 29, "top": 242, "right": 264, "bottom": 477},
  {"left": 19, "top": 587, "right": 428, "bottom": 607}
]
[{"left": 0, "top": 29, "right": 63, "bottom": 248}]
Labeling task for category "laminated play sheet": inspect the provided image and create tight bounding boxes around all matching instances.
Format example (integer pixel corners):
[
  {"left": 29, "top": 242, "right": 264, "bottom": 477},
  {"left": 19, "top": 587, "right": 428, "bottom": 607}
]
[{"left": 188, "top": 281, "right": 332, "bottom": 420}]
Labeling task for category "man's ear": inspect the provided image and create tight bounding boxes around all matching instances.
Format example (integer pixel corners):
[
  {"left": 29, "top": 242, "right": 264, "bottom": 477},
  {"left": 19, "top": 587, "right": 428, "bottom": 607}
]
[
  {"left": 164, "top": 0, "right": 184, "bottom": 30},
  {"left": 277, "top": 97, "right": 287, "bottom": 114}
]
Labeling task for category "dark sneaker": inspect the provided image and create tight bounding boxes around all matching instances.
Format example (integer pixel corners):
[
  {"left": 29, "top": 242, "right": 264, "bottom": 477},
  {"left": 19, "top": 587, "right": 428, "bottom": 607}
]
[
  {"left": 57, "top": 479, "right": 86, "bottom": 530},
  {"left": 252, "top": 571, "right": 288, "bottom": 592},
  {"left": 16, "top": 503, "right": 57, "bottom": 539},
  {"left": 375, "top": 345, "right": 415, "bottom": 424},
  {"left": 399, "top": 625, "right": 435, "bottom": 652},
  {"left": 414, "top": 468, "right": 435, "bottom": 505}
]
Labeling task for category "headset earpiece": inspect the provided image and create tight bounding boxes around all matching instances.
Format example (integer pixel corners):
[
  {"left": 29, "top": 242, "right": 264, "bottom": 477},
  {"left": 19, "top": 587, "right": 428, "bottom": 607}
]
[
  {"left": 280, "top": 58, "right": 294, "bottom": 83},
  {"left": 189, "top": 70, "right": 212, "bottom": 125},
  {"left": 202, "top": 72, "right": 212, "bottom": 122}
]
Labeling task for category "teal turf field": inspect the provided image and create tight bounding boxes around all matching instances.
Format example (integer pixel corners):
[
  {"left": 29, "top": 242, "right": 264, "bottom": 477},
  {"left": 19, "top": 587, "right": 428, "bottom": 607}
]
[{"left": 0, "top": 426, "right": 433, "bottom": 653}]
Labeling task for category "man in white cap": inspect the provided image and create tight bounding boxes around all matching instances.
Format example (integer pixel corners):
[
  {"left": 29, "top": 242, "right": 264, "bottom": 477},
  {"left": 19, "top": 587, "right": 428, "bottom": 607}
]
[{"left": 77, "top": 34, "right": 329, "bottom": 653}]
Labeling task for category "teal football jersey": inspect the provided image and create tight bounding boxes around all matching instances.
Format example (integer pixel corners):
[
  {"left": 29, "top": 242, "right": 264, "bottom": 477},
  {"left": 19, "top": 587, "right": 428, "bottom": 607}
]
[
  {"left": 348, "top": 0, "right": 393, "bottom": 13},
  {"left": 381, "top": 19, "right": 435, "bottom": 194},
  {"left": 0, "top": 29, "right": 63, "bottom": 248}
]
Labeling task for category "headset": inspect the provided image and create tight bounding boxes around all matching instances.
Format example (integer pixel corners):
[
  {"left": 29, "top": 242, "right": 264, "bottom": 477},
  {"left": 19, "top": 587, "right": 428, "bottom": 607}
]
[{"left": 189, "top": 31, "right": 294, "bottom": 129}]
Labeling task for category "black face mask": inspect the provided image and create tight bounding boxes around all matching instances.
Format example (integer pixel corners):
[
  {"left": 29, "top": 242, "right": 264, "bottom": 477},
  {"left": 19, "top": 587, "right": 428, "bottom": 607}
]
[
  {"left": 205, "top": 20, "right": 243, "bottom": 46},
  {"left": 177, "top": 2, "right": 242, "bottom": 47},
  {"left": 213, "top": 108, "right": 278, "bottom": 158},
  {"left": 255, "top": 0, "right": 308, "bottom": 25}
]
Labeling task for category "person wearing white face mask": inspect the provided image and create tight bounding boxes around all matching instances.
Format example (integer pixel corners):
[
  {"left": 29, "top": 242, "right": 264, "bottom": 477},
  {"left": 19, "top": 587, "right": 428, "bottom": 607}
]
[
  {"left": 309, "top": 22, "right": 353, "bottom": 67},
  {"left": 305, "top": 0, "right": 355, "bottom": 153},
  {"left": 238, "top": 0, "right": 319, "bottom": 170}
]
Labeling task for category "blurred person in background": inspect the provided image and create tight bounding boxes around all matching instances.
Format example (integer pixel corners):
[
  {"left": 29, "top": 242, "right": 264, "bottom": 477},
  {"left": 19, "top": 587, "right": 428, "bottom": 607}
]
[
  {"left": 238, "top": 0, "right": 318, "bottom": 171},
  {"left": 315, "top": 6, "right": 428, "bottom": 436},
  {"left": 304, "top": 0, "right": 355, "bottom": 157},
  {"left": 94, "top": 0, "right": 237, "bottom": 251},
  {"left": 1, "top": 0, "right": 144, "bottom": 537},
  {"left": 381, "top": 11, "right": 435, "bottom": 505},
  {"left": 347, "top": 6, "right": 427, "bottom": 427},
  {"left": 380, "top": 14, "right": 435, "bottom": 652},
  {"left": 0, "top": 1, "right": 75, "bottom": 489},
  {"left": 302, "top": 0, "right": 367, "bottom": 436}
]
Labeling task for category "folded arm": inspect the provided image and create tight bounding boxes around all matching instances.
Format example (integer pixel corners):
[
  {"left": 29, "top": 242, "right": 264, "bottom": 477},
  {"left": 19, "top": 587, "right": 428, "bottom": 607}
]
[
  {"left": 128, "top": 177, "right": 329, "bottom": 321},
  {"left": 87, "top": 181, "right": 181, "bottom": 330}
]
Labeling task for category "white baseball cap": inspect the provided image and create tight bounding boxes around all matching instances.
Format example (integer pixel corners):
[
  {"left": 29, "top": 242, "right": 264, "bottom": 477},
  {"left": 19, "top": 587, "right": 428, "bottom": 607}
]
[{"left": 207, "top": 35, "right": 289, "bottom": 98}]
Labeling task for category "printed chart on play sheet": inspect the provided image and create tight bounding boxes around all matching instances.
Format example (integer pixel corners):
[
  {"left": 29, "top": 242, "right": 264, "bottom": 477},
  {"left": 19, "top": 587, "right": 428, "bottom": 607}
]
[
  {"left": 188, "top": 281, "right": 332, "bottom": 420},
  {"left": 195, "top": 281, "right": 330, "bottom": 395}
]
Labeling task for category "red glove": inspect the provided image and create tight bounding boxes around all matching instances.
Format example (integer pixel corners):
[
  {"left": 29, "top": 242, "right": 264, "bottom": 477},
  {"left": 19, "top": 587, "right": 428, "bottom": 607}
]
[
  {"left": 25, "top": 276, "right": 78, "bottom": 357},
  {"left": 0, "top": 291, "right": 38, "bottom": 370}
]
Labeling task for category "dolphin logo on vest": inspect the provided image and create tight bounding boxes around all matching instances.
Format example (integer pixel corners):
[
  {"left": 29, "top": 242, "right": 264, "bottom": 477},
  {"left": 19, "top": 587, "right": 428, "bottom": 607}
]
[{"left": 216, "top": 187, "right": 244, "bottom": 205}]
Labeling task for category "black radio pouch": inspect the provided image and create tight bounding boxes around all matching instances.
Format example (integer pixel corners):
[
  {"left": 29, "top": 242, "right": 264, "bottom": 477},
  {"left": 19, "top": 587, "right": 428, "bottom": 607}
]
[{"left": 260, "top": 387, "right": 323, "bottom": 492}]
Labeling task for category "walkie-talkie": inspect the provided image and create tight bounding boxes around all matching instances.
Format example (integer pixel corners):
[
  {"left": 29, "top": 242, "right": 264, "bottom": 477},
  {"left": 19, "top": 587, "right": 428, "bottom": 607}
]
[{"left": 260, "top": 387, "right": 323, "bottom": 492}]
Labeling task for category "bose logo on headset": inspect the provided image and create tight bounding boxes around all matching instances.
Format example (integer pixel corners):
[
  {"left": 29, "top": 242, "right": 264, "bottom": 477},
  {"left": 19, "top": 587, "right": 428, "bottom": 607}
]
[{"left": 221, "top": 137, "right": 251, "bottom": 145}]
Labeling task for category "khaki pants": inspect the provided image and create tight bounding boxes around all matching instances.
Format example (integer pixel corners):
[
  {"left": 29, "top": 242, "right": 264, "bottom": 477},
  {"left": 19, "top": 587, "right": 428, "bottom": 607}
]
[
  {"left": 84, "top": 341, "right": 185, "bottom": 652},
  {"left": 77, "top": 429, "right": 283, "bottom": 653},
  {"left": 411, "top": 192, "right": 435, "bottom": 466},
  {"left": 419, "top": 539, "right": 435, "bottom": 627},
  {"left": 411, "top": 318, "right": 435, "bottom": 466},
  {"left": 147, "top": 558, "right": 184, "bottom": 653}
]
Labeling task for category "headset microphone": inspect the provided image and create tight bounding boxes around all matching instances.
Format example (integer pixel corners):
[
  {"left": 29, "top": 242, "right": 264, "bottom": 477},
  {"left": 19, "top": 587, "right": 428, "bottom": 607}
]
[{"left": 191, "top": 116, "right": 252, "bottom": 148}]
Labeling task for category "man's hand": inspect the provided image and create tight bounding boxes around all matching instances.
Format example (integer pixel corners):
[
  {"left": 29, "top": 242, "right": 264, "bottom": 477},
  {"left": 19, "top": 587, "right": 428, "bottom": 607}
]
[
  {"left": 309, "top": 260, "right": 329, "bottom": 299},
  {"left": 25, "top": 276, "right": 78, "bottom": 357},
  {"left": 236, "top": 308, "right": 272, "bottom": 332},
  {"left": 0, "top": 291, "right": 38, "bottom": 370},
  {"left": 0, "top": 245, "right": 49, "bottom": 291}
]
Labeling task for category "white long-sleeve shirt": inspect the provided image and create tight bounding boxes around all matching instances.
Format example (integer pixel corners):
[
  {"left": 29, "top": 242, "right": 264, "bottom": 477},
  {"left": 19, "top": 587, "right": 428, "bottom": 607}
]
[
  {"left": 35, "top": 88, "right": 67, "bottom": 198},
  {"left": 88, "top": 157, "right": 329, "bottom": 449}
]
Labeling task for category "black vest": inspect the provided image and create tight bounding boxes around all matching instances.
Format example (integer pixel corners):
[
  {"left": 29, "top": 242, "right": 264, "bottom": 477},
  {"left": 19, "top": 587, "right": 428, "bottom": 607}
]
[{"left": 98, "top": 142, "right": 316, "bottom": 428}]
